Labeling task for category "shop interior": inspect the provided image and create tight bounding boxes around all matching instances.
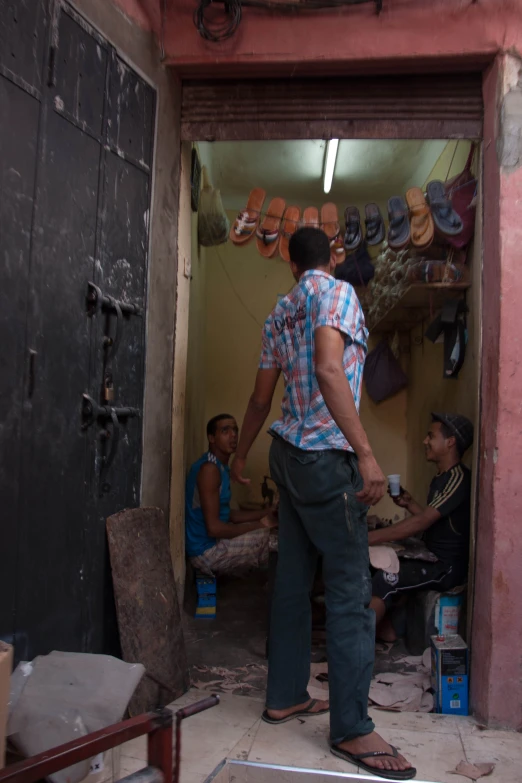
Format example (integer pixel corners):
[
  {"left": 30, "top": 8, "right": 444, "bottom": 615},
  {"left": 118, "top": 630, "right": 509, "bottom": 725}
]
[{"left": 182, "top": 137, "right": 481, "bottom": 701}]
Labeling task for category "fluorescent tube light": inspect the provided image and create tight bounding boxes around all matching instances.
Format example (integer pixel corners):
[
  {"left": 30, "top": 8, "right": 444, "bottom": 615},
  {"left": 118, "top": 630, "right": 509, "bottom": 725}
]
[{"left": 323, "top": 138, "right": 339, "bottom": 194}]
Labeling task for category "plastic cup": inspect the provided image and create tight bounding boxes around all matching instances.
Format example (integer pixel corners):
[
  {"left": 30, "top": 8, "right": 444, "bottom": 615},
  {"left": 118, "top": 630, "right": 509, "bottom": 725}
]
[{"left": 388, "top": 474, "right": 401, "bottom": 497}]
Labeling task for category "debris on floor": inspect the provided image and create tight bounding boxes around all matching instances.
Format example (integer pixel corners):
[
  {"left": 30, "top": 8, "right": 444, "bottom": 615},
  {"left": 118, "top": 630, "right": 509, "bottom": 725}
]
[
  {"left": 309, "top": 648, "right": 436, "bottom": 713},
  {"left": 191, "top": 663, "right": 267, "bottom": 695},
  {"left": 448, "top": 760, "right": 496, "bottom": 781}
]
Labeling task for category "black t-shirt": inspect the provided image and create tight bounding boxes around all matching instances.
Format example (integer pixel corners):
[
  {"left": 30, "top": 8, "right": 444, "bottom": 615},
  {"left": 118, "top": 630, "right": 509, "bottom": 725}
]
[{"left": 423, "top": 464, "right": 471, "bottom": 573}]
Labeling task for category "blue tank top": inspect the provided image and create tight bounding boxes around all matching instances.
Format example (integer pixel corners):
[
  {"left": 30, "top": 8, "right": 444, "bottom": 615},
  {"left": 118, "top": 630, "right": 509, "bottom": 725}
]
[{"left": 185, "top": 451, "right": 231, "bottom": 557}]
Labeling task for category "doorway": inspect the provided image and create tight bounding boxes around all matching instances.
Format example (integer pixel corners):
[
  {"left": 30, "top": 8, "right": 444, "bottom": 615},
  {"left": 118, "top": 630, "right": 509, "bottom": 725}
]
[{"left": 179, "top": 133, "right": 481, "bottom": 695}]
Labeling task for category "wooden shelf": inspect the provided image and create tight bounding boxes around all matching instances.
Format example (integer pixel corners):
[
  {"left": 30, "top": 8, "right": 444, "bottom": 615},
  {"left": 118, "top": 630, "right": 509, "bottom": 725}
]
[{"left": 369, "top": 283, "right": 471, "bottom": 333}]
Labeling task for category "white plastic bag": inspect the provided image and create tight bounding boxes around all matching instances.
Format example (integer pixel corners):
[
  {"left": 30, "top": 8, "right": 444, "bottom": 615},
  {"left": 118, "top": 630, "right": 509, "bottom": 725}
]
[{"left": 198, "top": 166, "right": 229, "bottom": 247}]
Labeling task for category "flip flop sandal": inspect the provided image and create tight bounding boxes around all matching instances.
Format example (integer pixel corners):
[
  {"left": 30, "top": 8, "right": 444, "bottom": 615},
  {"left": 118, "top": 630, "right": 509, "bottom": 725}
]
[
  {"left": 321, "top": 202, "right": 346, "bottom": 265},
  {"left": 229, "top": 187, "right": 266, "bottom": 245},
  {"left": 344, "top": 206, "right": 362, "bottom": 252},
  {"left": 387, "top": 196, "right": 410, "bottom": 250},
  {"left": 365, "top": 203, "right": 386, "bottom": 246},
  {"left": 406, "top": 187, "right": 434, "bottom": 250},
  {"left": 426, "top": 180, "right": 464, "bottom": 237},
  {"left": 330, "top": 744, "right": 417, "bottom": 781},
  {"left": 256, "top": 197, "right": 286, "bottom": 258},
  {"left": 300, "top": 206, "right": 320, "bottom": 228},
  {"left": 279, "top": 205, "right": 301, "bottom": 263},
  {"left": 261, "top": 699, "right": 329, "bottom": 725}
]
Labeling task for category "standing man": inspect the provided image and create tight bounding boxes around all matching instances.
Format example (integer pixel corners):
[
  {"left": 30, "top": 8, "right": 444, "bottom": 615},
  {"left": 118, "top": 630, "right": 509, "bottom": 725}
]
[{"left": 231, "top": 228, "right": 415, "bottom": 780}]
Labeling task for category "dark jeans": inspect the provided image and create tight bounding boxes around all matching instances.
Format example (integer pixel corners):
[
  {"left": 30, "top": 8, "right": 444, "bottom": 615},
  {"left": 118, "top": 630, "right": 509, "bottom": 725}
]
[{"left": 267, "top": 436, "right": 375, "bottom": 744}]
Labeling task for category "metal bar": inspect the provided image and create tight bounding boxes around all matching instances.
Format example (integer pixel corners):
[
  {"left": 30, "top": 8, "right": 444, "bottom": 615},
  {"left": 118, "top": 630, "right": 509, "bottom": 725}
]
[
  {"left": 174, "top": 696, "right": 219, "bottom": 783},
  {"left": 0, "top": 712, "right": 168, "bottom": 783},
  {"left": 147, "top": 709, "right": 173, "bottom": 783}
]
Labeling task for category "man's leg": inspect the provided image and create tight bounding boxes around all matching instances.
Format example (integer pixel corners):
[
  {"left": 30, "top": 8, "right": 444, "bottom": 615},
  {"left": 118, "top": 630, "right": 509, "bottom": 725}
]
[
  {"left": 289, "top": 450, "right": 413, "bottom": 775},
  {"left": 192, "top": 530, "right": 270, "bottom": 577},
  {"left": 265, "top": 440, "right": 319, "bottom": 713},
  {"left": 291, "top": 452, "right": 375, "bottom": 743}
]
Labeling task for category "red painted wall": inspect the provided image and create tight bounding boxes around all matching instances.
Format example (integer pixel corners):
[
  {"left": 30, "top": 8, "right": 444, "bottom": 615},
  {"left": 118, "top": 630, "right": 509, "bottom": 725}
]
[
  {"left": 112, "top": 0, "right": 151, "bottom": 29},
  {"left": 472, "top": 55, "right": 522, "bottom": 731},
  {"left": 163, "top": 0, "right": 522, "bottom": 77}
]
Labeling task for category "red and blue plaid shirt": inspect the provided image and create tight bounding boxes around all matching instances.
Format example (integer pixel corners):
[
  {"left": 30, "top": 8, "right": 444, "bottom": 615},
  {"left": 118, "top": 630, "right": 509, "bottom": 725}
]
[{"left": 259, "top": 269, "right": 368, "bottom": 451}]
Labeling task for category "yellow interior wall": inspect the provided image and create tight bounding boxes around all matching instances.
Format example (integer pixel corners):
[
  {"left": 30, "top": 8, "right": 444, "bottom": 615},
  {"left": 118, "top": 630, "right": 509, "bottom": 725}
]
[
  {"left": 405, "top": 140, "right": 478, "bottom": 503},
  {"left": 185, "top": 209, "right": 208, "bottom": 468},
  {"left": 196, "top": 207, "right": 404, "bottom": 513},
  {"left": 185, "top": 140, "right": 479, "bottom": 520},
  {"left": 203, "top": 216, "right": 294, "bottom": 505}
]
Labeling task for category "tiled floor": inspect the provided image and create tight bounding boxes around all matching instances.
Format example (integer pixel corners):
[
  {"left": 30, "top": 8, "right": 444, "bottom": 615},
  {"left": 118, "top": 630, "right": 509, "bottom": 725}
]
[{"left": 118, "top": 690, "right": 522, "bottom": 783}]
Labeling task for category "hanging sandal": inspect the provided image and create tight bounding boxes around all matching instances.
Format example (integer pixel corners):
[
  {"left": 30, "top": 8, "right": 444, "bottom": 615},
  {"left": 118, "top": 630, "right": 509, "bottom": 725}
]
[
  {"left": 387, "top": 196, "right": 410, "bottom": 250},
  {"left": 229, "top": 188, "right": 266, "bottom": 245},
  {"left": 256, "top": 197, "right": 286, "bottom": 258},
  {"left": 321, "top": 202, "right": 346, "bottom": 265},
  {"left": 344, "top": 206, "right": 362, "bottom": 252},
  {"left": 364, "top": 203, "right": 385, "bottom": 246},
  {"left": 301, "top": 206, "right": 320, "bottom": 228},
  {"left": 405, "top": 187, "right": 434, "bottom": 250},
  {"left": 330, "top": 744, "right": 417, "bottom": 781},
  {"left": 261, "top": 699, "right": 329, "bottom": 725},
  {"left": 426, "top": 180, "right": 464, "bottom": 237},
  {"left": 279, "top": 205, "right": 301, "bottom": 262}
]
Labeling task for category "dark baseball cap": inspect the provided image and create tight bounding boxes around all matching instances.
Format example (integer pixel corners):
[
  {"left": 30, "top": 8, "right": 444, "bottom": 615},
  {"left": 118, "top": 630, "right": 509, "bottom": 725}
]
[{"left": 431, "top": 412, "right": 474, "bottom": 453}]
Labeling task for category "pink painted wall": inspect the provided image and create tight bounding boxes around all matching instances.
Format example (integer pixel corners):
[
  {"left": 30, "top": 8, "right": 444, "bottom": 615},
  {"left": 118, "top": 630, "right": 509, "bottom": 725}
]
[
  {"left": 163, "top": 0, "right": 522, "bottom": 77},
  {"left": 112, "top": 0, "right": 151, "bottom": 29},
  {"left": 136, "top": 0, "right": 522, "bottom": 730},
  {"left": 472, "top": 55, "right": 522, "bottom": 731}
]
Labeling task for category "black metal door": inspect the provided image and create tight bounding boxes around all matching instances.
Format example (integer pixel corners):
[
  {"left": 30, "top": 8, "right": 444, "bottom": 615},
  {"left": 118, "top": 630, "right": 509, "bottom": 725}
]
[{"left": 0, "top": 0, "right": 156, "bottom": 660}]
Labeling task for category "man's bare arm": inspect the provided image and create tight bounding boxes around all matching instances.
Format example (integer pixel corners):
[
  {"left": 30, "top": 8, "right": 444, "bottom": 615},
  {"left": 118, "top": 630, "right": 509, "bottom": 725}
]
[
  {"left": 198, "top": 464, "right": 275, "bottom": 538},
  {"left": 315, "top": 325, "right": 385, "bottom": 506},
  {"left": 230, "top": 507, "right": 274, "bottom": 523},
  {"left": 368, "top": 507, "right": 440, "bottom": 546},
  {"left": 231, "top": 367, "right": 280, "bottom": 485}
]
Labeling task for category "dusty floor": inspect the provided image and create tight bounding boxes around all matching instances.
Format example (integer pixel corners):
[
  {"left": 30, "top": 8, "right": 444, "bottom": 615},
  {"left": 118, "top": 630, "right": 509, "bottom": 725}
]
[
  {"left": 113, "top": 572, "right": 522, "bottom": 783},
  {"left": 118, "top": 690, "right": 522, "bottom": 783},
  {"left": 183, "top": 571, "right": 424, "bottom": 697}
]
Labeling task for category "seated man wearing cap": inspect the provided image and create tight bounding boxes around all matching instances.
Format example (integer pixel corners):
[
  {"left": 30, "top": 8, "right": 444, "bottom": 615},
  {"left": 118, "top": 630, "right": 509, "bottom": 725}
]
[{"left": 369, "top": 413, "right": 473, "bottom": 641}]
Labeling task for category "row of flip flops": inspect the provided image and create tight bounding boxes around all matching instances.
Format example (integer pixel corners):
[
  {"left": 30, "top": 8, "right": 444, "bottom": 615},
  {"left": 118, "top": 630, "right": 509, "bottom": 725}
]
[
  {"left": 354, "top": 183, "right": 464, "bottom": 254},
  {"left": 229, "top": 190, "right": 344, "bottom": 263},
  {"left": 229, "top": 183, "right": 464, "bottom": 263}
]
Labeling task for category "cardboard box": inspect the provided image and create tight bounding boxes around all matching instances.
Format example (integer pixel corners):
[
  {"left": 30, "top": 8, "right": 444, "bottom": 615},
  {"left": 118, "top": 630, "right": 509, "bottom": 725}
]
[
  {"left": 431, "top": 634, "right": 468, "bottom": 716},
  {"left": 435, "top": 594, "right": 463, "bottom": 636},
  {"left": 0, "top": 641, "right": 13, "bottom": 769}
]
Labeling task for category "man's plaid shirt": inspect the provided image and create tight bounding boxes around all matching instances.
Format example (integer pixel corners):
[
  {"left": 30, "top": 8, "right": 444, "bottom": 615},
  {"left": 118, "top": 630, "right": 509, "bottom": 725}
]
[{"left": 259, "top": 269, "right": 368, "bottom": 451}]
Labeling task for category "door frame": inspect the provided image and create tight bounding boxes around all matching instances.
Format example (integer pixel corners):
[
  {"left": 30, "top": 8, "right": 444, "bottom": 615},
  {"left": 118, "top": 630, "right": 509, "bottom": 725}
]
[{"left": 175, "top": 61, "right": 490, "bottom": 706}]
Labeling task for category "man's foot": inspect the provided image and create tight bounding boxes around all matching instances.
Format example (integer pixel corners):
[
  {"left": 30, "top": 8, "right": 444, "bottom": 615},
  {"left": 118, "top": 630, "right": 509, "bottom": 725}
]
[
  {"left": 265, "top": 698, "right": 329, "bottom": 721},
  {"left": 337, "top": 732, "right": 413, "bottom": 774},
  {"left": 376, "top": 616, "right": 397, "bottom": 643}
]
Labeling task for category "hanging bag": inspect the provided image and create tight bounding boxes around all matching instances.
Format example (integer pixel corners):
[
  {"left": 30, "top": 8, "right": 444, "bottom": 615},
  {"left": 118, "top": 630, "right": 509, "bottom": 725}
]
[
  {"left": 364, "top": 339, "right": 408, "bottom": 404},
  {"left": 198, "top": 166, "right": 230, "bottom": 247},
  {"left": 444, "top": 143, "right": 477, "bottom": 250}
]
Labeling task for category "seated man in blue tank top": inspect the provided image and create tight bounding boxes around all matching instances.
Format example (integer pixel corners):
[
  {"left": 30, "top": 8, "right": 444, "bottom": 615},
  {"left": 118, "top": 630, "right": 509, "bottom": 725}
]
[{"left": 185, "top": 413, "right": 277, "bottom": 576}]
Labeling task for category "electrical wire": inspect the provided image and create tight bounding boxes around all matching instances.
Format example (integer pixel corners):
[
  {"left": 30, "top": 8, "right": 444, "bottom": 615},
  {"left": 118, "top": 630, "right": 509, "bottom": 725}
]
[
  {"left": 194, "top": 0, "right": 242, "bottom": 42},
  {"left": 194, "top": 0, "right": 381, "bottom": 41}
]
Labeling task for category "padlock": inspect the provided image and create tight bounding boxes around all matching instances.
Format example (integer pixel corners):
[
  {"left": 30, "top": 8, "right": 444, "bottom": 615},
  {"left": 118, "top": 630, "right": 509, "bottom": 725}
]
[{"left": 103, "top": 376, "right": 114, "bottom": 402}]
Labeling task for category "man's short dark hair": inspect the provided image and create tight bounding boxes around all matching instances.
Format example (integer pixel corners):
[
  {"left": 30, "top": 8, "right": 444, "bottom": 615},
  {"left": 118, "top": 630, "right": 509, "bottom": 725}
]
[
  {"left": 289, "top": 227, "right": 331, "bottom": 272},
  {"left": 207, "top": 413, "right": 235, "bottom": 437}
]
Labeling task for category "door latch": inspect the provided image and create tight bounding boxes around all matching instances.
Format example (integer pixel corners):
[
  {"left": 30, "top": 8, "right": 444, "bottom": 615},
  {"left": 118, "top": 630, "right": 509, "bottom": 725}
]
[
  {"left": 81, "top": 394, "right": 139, "bottom": 430},
  {"left": 81, "top": 394, "right": 140, "bottom": 495},
  {"left": 86, "top": 282, "right": 141, "bottom": 317}
]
